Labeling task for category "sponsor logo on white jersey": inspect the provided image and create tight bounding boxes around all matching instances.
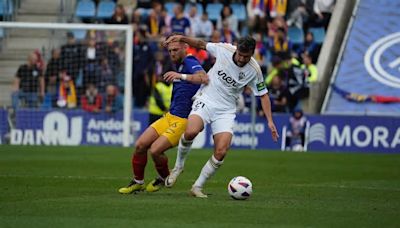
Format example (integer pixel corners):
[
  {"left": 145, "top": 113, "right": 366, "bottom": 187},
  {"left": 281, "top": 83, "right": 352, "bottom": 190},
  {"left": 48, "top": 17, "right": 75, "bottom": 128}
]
[{"left": 217, "top": 70, "right": 238, "bottom": 87}]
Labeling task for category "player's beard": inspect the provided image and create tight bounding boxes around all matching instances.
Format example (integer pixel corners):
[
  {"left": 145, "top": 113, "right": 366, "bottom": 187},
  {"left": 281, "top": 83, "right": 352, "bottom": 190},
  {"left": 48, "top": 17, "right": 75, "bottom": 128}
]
[
  {"left": 233, "top": 52, "right": 245, "bottom": 67},
  {"left": 237, "top": 62, "right": 246, "bottom": 67},
  {"left": 173, "top": 56, "right": 182, "bottom": 64}
]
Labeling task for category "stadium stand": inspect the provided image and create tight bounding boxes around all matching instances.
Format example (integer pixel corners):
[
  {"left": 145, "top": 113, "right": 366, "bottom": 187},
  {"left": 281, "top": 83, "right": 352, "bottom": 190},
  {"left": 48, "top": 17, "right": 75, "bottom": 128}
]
[
  {"left": 0, "top": 0, "right": 64, "bottom": 106},
  {"left": 0, "top": 0, "right": 13, "bottom": 17},
  {"left": 96, "top": 0, "right": 116, "bottom": 20},
  {"left": 230, "top": 3, "right": 246, "bottom": 22},
  {"left": 164, "top": 2, "right": 176, "bottom": 17},
  {"left": 323, "top": 0, "right": 400, "bottom": 115},
  {"left": 71, "top": 29, "right": 87, "bottom": 40},
  {"left": 75, "top": 0, "right": 96, "bottom": 19},
  {"left": 287, "top": 26, "right": 304, "bottom": 45},
  {"left": 205, "top": 3, "right": 223, "bottom": 22},
  {"left": 184, "top": 3, "right": 203, "bottom": 16},
  {"left": 308, "top": 27, "right": 325, "bottom": 44},
  {"left": 1, "top": 0, "right": 336, "bottom": 115}
]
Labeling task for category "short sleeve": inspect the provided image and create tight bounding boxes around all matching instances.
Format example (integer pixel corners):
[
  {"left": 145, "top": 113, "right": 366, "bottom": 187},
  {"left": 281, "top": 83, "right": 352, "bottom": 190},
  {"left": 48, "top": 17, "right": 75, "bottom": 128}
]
[
  {"left": 184, "top": 56, "right": 204, "bottom": 74},
  {"left": 206, "top": 42, "right": 236, "bottom": 57},
  {"left": 206, "top": 42, "right": 218, "bottom": 56},
  {"left": 248, "top": 68, "right": 268, "bottom": 96}
]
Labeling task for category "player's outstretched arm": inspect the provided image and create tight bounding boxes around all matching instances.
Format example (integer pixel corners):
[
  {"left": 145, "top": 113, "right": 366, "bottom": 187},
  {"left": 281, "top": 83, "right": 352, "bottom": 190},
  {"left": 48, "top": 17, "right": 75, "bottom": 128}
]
[
  {"left": 260, "top": 94, "right": 279, "bottom": 142},
  {"left": 163, "top": 70, "right": 209, "bottom": 85},
  {"left": 164, "top": 35, "right": 207, "bottom": 50}
]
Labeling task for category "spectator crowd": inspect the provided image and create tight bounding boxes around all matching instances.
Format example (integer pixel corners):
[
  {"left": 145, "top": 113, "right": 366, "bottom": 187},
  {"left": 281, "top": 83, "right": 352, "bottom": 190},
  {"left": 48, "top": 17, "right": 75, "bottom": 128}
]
[
  {"left": 12, "top": 0, "right": 335, "bottom": 115},
  {"left": 12, "top": 30, "right": 124, "bottom": 113}
]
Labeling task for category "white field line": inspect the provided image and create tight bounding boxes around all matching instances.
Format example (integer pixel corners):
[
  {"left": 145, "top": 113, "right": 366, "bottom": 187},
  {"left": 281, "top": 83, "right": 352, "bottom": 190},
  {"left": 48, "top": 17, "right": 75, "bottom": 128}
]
[
  {"left": 0, "top": 174, "right": 202, "bottom": 183},
  {"left": 1, "top": 174, "right": 399, "bottom": 191},
  {"left": 0, "top": 174, "right": 125, "bottom": 180},
  {"left": 291, "top": 183, "right": 400, "bottom": 192}
]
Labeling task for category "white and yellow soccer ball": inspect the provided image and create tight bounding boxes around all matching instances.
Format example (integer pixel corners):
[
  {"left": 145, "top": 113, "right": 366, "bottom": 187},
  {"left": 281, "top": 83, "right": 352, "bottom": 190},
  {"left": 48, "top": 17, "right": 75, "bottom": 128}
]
[{"left": 228, "top": 176, "right": 253, "bottom": 200}]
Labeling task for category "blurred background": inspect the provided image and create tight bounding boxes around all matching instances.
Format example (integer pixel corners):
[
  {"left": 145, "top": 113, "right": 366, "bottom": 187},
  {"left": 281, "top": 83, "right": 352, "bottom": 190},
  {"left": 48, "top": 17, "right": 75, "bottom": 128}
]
[{"left": 0, "top": 0, "right": 399, "bottom": 152}]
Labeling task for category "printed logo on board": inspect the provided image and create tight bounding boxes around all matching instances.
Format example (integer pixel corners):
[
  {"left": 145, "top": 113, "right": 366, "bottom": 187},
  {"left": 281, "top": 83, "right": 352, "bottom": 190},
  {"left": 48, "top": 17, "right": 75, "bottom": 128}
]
[
  {"left": 308, "top": 123, "right": 327, "bottom": 144},
  {"left": 364, "top": 32, "right": 400, "bottom": 88},
  {"left": 308, "top": 123, "right": 400, "bottom": 149}
]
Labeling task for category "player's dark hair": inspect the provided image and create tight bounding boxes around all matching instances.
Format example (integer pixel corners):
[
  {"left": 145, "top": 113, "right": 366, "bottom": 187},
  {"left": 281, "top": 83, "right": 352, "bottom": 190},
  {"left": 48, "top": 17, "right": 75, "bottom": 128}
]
[{"left": 237, "top": 36, "right": 256, "bottom": 53}]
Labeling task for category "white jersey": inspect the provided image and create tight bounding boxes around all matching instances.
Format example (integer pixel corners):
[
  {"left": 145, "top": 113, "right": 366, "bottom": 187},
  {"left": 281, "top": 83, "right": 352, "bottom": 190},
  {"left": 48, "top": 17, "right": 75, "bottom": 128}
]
[{"left": 194, "top": 42, "right": 268, "bottom": 113}]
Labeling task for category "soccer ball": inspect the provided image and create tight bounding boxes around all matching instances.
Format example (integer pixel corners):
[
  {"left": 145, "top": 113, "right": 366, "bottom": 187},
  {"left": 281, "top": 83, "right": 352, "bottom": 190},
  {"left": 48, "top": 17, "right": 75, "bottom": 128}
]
[{"left": 228, "top": 176, "right": 253, "bottom": 200}]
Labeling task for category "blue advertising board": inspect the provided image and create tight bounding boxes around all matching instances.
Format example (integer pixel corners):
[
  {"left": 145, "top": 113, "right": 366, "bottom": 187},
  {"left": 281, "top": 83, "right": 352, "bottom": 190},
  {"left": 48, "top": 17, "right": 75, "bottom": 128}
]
[
  {"left": 325, "top": 0, "right": 400, "bottom": 115},
  {"left": 193, "top": 114, "right": 400, "bottom": 153},
  {"left": 11, "top": 109, "right": 147, "bottom": 146},
  {"left": 6, "top": 109, "right": 400, "bottom": 153},
  {"left": 0, "top": 108, "right": 8, "bottom": 144},
  {"left": 307, "top": 115, "right": 400, "bottom": 153}
]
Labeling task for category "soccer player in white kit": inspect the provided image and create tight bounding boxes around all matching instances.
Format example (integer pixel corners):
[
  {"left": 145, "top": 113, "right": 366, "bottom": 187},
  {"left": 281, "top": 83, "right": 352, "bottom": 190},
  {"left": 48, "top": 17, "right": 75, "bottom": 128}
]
[{"left": 163, "top": 34, "right": 279, "bottom": 198}]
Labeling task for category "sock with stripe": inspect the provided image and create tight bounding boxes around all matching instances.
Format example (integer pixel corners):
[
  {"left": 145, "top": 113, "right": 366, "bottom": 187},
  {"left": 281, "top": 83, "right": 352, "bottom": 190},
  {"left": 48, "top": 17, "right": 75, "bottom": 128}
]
[
  {"left": 174, "top": 135, "right": 193, "bottom": 169},
  {"left": 193, "top": 155, "right": 223, "bottom": 188}
]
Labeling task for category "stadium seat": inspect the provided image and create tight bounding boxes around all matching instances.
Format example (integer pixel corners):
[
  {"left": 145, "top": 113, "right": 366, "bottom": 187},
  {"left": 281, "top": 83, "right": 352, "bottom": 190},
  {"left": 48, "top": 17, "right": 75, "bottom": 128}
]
[
  {"left": 309, "top": 27, "right": 326, "bottom": 44},
  {"left": 71, "top": 29, "right": 87, "bottom": 40},
  {"left": 75, "top": 0, "right": 96, "bottom": 19},
  {"left": 164, "top": 2, "right": 177, "bottom": 17},
  {"left": 0, "top": 28, "right": 4, "bottom": 38},
  {"left": 241, "top": 26, "right": 249, "bottom": 37},
  {"left": 287, "top": 26, "right": 304, "bottom": 45},
  {"left": 0, "top": 0, "right": 13, "bottom": 16},
  {"left": 139, "top": 8, "right": 151, "bottom": 21},
  {"left": 231, "top": 3, "right": 246, "bottom": 21},
  {"left": 206, "top": 3, "right": 223, "bottom": 21},
  {"left": 184, "top": 3, "right": 203, "bottom": 16},
  {"left": 97, "top": 0, "right": 116, "bottom": 19}
]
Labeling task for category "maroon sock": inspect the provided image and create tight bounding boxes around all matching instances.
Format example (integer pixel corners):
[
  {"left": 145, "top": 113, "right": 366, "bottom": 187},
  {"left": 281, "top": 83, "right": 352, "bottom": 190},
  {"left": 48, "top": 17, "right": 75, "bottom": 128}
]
[
  {"left": 132, "top": 153, "right": 147, "bottom": 181},
  {"left": 154, "top": 155, "right": 170, "bottom": 179}
]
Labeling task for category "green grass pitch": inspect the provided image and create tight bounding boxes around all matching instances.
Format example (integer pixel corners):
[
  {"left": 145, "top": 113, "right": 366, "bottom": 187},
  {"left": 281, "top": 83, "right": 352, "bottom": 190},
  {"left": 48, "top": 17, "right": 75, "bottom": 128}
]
[{"left": 0, "top": 145, "right": 399, "bottom": 227}]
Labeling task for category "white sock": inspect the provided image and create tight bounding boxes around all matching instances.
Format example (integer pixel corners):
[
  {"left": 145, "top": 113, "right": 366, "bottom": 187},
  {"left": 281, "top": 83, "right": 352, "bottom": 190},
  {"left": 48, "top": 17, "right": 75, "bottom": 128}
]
[
  {"left": 174, "top": 135, "right": 193, "bottom": 169},
  {"left": 193, "top": 155, "right": 223, "bottom": 189},
  {"left": 134, "top": 178, "right": 144, "bottom": 184}
]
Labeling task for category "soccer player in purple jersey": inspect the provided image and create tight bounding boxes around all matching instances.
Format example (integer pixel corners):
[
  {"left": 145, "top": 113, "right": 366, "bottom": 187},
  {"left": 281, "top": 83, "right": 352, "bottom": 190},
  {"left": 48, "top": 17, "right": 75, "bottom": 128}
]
[{"left": 119, "top": 35, "right": 208, "bottom": 194}]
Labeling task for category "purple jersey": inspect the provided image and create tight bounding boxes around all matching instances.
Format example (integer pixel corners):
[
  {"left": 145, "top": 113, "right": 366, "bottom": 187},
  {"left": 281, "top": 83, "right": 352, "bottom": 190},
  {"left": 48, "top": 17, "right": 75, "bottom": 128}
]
[{"left": 169, "top": 55, "right": 204, "bottom": 118}]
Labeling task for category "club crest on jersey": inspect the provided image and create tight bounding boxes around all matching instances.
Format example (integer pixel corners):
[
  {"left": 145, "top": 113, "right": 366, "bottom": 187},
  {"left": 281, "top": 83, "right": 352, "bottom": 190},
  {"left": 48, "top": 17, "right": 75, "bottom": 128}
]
[
  {"left": 239, "top": 72, "right": 245, "bottom": 80},
  {"left": 178, "top": 64, "right": 184, "bottom": 72},
  {"left": 217, "top": 70, "right": 238, "bottom": 87}
]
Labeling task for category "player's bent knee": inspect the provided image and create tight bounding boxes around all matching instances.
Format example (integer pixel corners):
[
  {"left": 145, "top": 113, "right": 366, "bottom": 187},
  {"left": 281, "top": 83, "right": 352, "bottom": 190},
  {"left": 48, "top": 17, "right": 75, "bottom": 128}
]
[
  {"left": 184, "top": 129, "right": 199, "bottom": 141},
  {"left": 214, "top": 147, "right": 229, "bottom": 160},
  {"left": 149, "top": 149, "right": 157, "bottom": 156},
  {"left": 148, "top": 146, "right": 163, "bottom": 157},
  {"left": 135, "top": 140, "right": 149, "bottom": 154},
  {"left": 148, "top": 149, "right": 156, "bottom": 157}
]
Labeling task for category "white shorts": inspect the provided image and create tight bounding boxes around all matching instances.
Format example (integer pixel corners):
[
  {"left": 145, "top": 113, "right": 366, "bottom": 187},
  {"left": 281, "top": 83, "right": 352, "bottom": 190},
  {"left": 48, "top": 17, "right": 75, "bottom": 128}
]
[{"left": 189, "top": 99, "right": 235, "bottom": 135}]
